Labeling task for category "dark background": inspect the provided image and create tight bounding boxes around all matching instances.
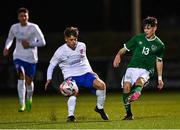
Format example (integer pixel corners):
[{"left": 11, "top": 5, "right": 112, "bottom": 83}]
[
  {"left": 0, "top": 0, "right": 180, "bottom": 92},
  {"left": 0, "top": 0, "right": 180, "bottom": 34}
]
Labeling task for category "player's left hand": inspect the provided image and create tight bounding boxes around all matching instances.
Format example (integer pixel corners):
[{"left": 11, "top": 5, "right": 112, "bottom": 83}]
[
  {"left": 157, "top": 80, "right": 164, "bottom": 90},
  {"left": 22, "top": 40, "right": 30, "bottom": 49},
  {"left": 45, "top": 80, "right": 51, "bottom": 91}
]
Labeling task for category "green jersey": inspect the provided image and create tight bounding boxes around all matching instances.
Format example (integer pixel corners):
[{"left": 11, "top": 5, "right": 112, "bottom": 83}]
[{"left": 124, "top": 33, "right": 165, "bottom": 76}]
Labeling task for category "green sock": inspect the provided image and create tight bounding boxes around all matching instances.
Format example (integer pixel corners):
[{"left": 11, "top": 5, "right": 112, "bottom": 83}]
[
  {"left": 133, "top": 85, "right": 142, "bottom": 93},
  {"left": 122, "top": 93, "right": 132, "bottom": 115}
]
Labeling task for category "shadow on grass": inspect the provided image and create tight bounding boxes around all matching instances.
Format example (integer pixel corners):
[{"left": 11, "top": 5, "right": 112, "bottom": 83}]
[
  {"left": 0, "top": 118, "right": 111, "bottom": 126},
  {"left": 0, "top": 115, "right": 165, "bottom": 126}
]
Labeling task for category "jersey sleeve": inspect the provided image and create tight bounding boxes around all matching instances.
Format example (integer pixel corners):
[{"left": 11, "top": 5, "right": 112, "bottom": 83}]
[
  {"left": 29, "top": 24, "right": 46, "bottom": 47},
  {"left": 82, "top": 42, "right": 86, "bottom": 54},
  {"left": 124, "top": 35, "right": 138, "bottom": 52},
  {"left": 47, "top": 47, "right": 62, "bottom": 80},
  {"left": 47, "top": 63, "right": 56, "bottom": 80},
  {"left": 50, "top": 47, "right": 62, "bottom": 66},
  {"left": 156, "top": 43, "right": 165, "bottom": 60},
  {"left": 5, "top": 25, "right": 14, "bottom": 49}
]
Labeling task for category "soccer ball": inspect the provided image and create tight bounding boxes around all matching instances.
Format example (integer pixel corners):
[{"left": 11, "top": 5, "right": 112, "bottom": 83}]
[{"left": 59, "top": 80, "right": 79, "bottom": 96}]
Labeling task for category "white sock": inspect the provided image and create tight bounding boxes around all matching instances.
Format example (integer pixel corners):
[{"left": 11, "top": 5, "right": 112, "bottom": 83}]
[
  {"left": 17, "top": 79, "right": 26, "bottom": 106},
  {"left": 96, "top": 89, "right": 106, "bottom": 109},
  {"left": 26, "top": 82, "right": 34, "bottom": 100},
  {"left": 67, "top": 96, "right": 76, "bottom": 117}
]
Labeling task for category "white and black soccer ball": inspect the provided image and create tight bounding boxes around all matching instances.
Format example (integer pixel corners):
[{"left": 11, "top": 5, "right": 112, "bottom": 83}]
[{"left": 59, "top": 80, "right": 79, "bottom": 96}]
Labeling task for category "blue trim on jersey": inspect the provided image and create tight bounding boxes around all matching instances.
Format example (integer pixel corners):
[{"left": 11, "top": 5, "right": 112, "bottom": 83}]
[
  {"left": 13, "top": 59, "right": 37, "bottom": 78},
  {"left": 66, "top": 72, "right": 96, "bottom": 89}
]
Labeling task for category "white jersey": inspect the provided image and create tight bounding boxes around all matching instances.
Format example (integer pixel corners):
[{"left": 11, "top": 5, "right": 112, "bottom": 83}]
[
  {"left": 5, "top": 22, "right": 46, "bottom": 63},
  {"left": 48, "top": 42, "right": 93, "bottom": 79}
]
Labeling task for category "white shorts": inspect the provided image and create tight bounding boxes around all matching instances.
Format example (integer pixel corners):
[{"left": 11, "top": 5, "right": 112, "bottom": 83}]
[{"left": 121, "top": 68, "right": 150, "bottom": 87}]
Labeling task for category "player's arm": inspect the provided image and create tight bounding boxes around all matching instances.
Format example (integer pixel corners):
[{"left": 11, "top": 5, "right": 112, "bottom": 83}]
[
  {"left": 156, "top": 58, "right": 164, "bottom": 90},
  {"left": 30, "top": 25, "right": 46, "bottom": 47},
  {"left": 45, "top": 49, "right": 61, "bottom": 90},
  {"left": 45, "top": 63, "right": 56, "bottom": 91},
  {"left": 113, "top": 35, "right": 138, "bottom": 68},
  {"left": 113, "top": 47, "right": 127, "bottom": 68},
  {"left": 22, "top": 25, "right": 46, "bottom": 48},
  {"left": 3, "top": 26, "right": 14, "bottom": 56}
]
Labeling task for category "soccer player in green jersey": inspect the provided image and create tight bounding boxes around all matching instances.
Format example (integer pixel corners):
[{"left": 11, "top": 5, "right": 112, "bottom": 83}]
[{"left": 113, "top": 16, "right": 165, "bottom": 120}]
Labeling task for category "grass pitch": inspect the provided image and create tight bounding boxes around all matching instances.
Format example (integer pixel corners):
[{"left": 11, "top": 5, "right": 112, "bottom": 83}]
[{"left": 0, "top": 90, "right": 180, "bottom": 129}]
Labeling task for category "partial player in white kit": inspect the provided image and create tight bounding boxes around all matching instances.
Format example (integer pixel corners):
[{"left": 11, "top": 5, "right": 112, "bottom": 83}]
[
  {"left": 45, "top": 27, "right": 109, "bottom": 122},
  {"left": 3, "top": 7, "right": 46, "bottom": 112}
]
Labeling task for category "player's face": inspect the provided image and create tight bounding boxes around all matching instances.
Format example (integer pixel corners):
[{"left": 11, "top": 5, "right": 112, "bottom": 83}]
[
  {"left": 65, "top": 35, "right": 77, "bottom": 50},
  {"left": 18, "top": 12, "right": 29, "bottom": 26},
  {"left": 143, "top": 24, "right": 157, "bottom": 39}
]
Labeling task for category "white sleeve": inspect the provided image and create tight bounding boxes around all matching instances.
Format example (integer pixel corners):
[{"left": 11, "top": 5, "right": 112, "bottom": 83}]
[
  {"left": 47, "top": 63, "right": 56, "bottom": 80},
  {"left": 47, "top": 48, "right": 62, "bottom": 80},
  {"left": 29, "top": 25, "right": 46, "bottom": 47},
  {"left": 5, "top": 26, "right": 14, "bottom": 49},
  {"left": 50, "top": 48, "right": 62, "bottom": 66}
]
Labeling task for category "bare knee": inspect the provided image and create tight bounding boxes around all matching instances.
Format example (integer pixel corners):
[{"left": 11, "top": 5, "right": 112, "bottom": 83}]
[
  {"left": 93, "top": 79, "right": 106, "bottom": 90},
  {"left": 18, "top": 72, "right": 25, "bottom": 80},
  {"left": 135, "top": 77, "right": 145, "bottom": 86},
  {"left": 98, "top": 82, "right": 106, "bottom": 90},
  {"left": 123, "top": 82, "right": 131, "bottom": 93},
  {"left": 25, "top": 76, "right": 33, "bottom": 86}
]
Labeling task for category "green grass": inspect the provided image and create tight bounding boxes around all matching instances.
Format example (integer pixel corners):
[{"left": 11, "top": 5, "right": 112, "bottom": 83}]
[{"left": 0, "top": 90, "right": 180, "bottom": 129}]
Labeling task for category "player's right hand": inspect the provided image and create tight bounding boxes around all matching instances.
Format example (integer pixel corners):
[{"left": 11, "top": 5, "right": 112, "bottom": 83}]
[
  {"left": 22, "top": 40, "right": 30, "bottom": 49},
  {"left": 113, "top": 54, "right": 121, "bottom": 68},
  {"left": 45, "top": 80, "right": 51, "bottom": 91},
  {"left": 3, "top": 48, "right": 9, "bottom": 56}
]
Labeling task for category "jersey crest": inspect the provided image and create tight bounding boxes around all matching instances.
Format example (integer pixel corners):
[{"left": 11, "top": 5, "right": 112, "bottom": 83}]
[
  {"left": 151, "top": 45, "right": 157, "bottom": 52},
  {"left": 138, "top": 41, "right": 143, "bottom": 45}
]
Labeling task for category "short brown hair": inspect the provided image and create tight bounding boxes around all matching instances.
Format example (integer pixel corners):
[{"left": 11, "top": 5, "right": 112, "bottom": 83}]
[
  {"left": 17, "top": 7, "right": 29, "bottom": 15},
  {"left": 64, "top": 27, "right": 79, "bottom": 38},
  {"left": 143, "top": 16, "right": 157, "bottom": 28}
]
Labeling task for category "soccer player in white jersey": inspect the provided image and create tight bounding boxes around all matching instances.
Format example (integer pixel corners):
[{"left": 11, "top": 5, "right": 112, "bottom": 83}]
[
  {"left": 3, "top": 7, "right": 46, "bottom": 112},
  {"left": 45, "top": 27, "right": 109, "bottom": 122}
]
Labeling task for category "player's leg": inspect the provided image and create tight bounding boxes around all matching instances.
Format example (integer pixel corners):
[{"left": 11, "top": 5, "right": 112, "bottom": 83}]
[
  {"left": 70, "top": 73, "right": 109, "bottom": 120},
  {"left": 63, "top": 78, "right": 78, "bottom": 122},
  {"left": 128, "top": 77, "right": 145, "bottom": 102},
  {"left": 25, "top": 76, "right": 34, "bottom": 112},
  {"left": 122, "top": 68, "right": 150, "bottom": 120},
  {"left": 121, "top": 68, "right": 137, "bottom": 120},
  {"left": 93, "top": 78, "right": 109, "bottom": 120},
  {"left": 14, "top": 59, "right": 26, "bottom": 112},
  {"left": 122, "top": 81, "right": 134, "bottom": 120},
  {"left": 24, "top": 63, "right": 36, "bottom": 112},
  {"left": 128, "top": 69, "right": 150, "bottom": 102},
  {"left": 67, "top": 95, "right": 77, "bottom": 122}
]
